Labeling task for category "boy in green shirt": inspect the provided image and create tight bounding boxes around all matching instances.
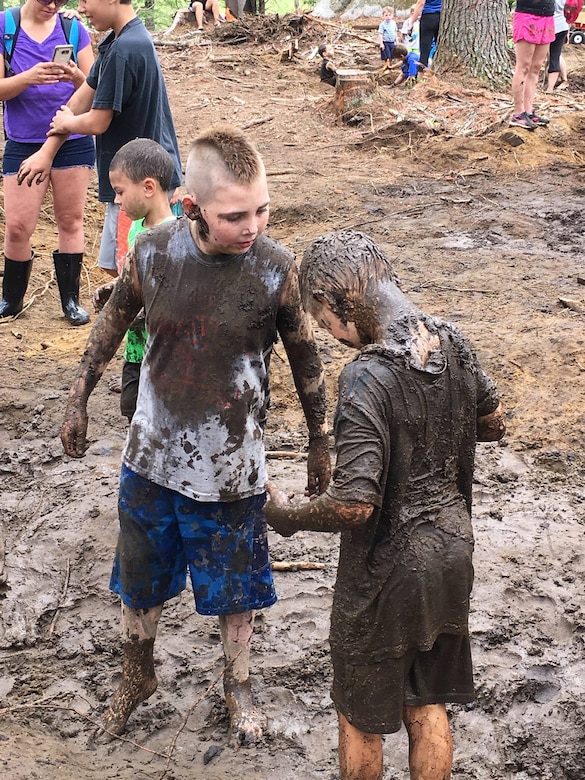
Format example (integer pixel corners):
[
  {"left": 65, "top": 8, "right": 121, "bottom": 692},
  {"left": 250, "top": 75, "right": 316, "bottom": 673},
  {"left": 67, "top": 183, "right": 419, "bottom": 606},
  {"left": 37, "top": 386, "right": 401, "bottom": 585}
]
[{"left": 94, "top": 138, "right": 178, "bottom": 419}]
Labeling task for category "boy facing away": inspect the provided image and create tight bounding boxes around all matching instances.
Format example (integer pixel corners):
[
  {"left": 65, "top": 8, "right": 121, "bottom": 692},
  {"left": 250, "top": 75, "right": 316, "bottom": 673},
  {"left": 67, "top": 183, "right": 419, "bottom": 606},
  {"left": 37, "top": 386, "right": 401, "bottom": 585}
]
[
  {"left": 93, "top": 138, "right": 178, "bottom": 421},
  {"left": 60, "top": 124, "right": 331, "bottom": 745},
  {"left": 265, "top": 230, "right": 506, "bottom": 780},
  {"left": 17, "top": 0, "right": 182, "bottom": 278}
]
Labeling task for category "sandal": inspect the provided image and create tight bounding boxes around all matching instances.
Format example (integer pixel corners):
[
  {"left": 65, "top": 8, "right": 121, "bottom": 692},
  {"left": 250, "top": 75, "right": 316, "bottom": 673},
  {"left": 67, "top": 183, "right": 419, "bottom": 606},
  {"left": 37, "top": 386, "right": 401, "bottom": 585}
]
[{"left": 557, "top": 79, "right": 569, "bottom": 90}]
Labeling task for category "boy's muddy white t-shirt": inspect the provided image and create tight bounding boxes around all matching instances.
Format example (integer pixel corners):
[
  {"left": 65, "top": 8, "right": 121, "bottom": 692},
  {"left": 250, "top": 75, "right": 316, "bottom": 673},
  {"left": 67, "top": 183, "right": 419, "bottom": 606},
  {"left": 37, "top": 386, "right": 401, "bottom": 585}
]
[{"left": 122, "top": 219, "right": 293, "bottom": 502}]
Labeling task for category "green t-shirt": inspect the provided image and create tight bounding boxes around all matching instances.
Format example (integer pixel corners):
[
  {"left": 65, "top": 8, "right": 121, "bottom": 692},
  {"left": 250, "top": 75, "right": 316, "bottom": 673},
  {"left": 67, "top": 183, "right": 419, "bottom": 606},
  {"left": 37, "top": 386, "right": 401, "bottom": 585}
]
[{"left": 123, "top": 216, "right": 175, "bottom": 363}]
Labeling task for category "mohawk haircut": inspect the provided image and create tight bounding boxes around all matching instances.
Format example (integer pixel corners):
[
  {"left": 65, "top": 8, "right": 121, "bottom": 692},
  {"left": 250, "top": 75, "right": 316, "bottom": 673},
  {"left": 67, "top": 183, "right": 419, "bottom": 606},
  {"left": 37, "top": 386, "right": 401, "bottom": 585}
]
[{"left": 185, "top": 124, "right": 265, "bottom": 205}]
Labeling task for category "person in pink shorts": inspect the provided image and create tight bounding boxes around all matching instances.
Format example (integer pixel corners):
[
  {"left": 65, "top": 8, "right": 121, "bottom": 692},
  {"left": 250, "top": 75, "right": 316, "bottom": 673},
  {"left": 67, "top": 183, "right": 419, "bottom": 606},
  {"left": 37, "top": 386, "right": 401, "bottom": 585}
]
[{"left": 510, "top": 0, "right": 555, "bottom": 130}]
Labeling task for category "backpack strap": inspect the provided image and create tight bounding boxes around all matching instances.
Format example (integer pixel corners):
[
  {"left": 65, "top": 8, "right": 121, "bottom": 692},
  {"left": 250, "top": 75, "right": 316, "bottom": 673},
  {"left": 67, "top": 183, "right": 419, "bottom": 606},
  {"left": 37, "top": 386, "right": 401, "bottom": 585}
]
[
  {"left": 58, "top": 15, "right": 80, "bottom": 64},
  {"left": 3, "top": 6, "right": 21, "bottom": 75},
  {"left": 2, "top": 9, "right": 80, "bottom": 74}
]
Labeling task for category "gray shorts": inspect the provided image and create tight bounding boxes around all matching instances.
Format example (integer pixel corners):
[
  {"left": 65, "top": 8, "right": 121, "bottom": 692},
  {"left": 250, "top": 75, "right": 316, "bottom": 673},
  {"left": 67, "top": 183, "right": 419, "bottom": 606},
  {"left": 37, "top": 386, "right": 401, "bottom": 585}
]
[
  {"left": 331, "top": 632, "right": 474, "bottom": 734},
  {"left": 97, "top": 202, "right": 132, "bottom": 272}
]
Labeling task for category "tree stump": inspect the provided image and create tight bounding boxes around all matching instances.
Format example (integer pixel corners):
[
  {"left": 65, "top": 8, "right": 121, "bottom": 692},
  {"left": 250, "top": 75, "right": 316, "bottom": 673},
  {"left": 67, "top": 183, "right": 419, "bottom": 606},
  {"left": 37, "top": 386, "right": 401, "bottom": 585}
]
[{"left": 334, "top": 69, "right": 376, "bottom": 125}]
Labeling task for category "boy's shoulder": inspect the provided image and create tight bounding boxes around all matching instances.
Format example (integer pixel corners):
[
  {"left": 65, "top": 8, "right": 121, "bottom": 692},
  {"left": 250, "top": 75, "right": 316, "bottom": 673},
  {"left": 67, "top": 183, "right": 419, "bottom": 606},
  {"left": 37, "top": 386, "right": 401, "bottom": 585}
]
[
  {"left": 100, "top": 16, "right": 151, "bottom": 53},
  {"left": 251, "top": 233, "right": 295, "bottom": 268}
]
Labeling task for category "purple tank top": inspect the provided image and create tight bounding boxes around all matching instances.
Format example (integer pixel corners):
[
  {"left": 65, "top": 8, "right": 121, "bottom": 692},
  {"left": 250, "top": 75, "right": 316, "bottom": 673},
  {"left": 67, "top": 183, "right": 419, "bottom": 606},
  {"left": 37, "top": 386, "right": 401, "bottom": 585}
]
[{"left": 0, "top": 13, "right": 91, "bottom": 143}]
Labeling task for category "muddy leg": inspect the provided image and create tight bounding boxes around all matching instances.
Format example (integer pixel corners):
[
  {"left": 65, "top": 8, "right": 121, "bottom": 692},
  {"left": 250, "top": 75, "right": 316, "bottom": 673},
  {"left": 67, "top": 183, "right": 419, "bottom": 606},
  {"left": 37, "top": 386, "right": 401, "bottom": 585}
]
[
  {"left": 99, "top": 603, "right": 163, "bottom": 738},
  {"left": 403, "top": 703, "right": 453, "bottom": 780},
  {"left": 338, "top": 711, "right": 383, "bottom": 780},
  {"left": 219, "top": 611, "right": 266, "bottom": 745}
]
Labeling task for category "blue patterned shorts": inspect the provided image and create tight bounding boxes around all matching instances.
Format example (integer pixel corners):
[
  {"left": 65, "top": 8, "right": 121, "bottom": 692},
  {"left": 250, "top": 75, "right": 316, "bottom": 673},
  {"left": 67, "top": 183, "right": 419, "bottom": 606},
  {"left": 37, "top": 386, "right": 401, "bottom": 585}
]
[{"left": 110, "top": 465, "right": 277, "bottom": 615}]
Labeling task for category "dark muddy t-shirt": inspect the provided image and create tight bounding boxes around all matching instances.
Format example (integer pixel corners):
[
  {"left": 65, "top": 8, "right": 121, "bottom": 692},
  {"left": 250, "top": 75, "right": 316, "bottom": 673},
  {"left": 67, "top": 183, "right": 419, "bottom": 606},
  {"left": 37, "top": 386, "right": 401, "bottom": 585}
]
[
  {"left": 327, "top": 316, "right": 500, "bottom": 663},
  {"left": 122, "top": 219, "right": 295, "bottom": 502}
]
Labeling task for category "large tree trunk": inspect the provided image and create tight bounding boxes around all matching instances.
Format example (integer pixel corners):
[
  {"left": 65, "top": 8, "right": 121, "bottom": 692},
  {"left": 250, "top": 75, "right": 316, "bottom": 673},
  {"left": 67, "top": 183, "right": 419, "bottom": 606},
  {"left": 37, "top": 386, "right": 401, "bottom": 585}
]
[{"left": 434, "top": 0, "right": 512, "bottom": 89}]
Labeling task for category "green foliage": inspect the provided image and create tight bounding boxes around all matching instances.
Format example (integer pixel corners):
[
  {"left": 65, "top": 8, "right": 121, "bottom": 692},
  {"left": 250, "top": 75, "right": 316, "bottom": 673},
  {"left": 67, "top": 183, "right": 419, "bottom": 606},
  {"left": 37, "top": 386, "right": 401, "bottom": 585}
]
[{"left": 135, "top": 0, "right": 309, "bottom": 30}]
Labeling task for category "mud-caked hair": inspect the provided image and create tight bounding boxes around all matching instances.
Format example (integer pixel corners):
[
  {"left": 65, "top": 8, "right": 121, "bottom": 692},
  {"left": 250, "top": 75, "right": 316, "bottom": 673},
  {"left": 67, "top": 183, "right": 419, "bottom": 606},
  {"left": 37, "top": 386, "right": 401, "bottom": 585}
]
[
  {"left": 300, "top": 230, "right": 401, "bottom": 324},
  {"left": 185, "top": 123, "right": 265, "bottom": 205},
  {"left": 110, "top": 138, "right": 175, "bottom": 191}
]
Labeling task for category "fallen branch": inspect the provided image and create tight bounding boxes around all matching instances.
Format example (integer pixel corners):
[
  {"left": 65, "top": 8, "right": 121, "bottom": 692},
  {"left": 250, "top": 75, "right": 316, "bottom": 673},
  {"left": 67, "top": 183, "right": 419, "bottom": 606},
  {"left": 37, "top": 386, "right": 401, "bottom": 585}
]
[
  {"left": 158, "top": 651, "right": 242, "bottom": 779},
  {"left": 266, "top": 450, "right": 306, "bottom": 459},
  {"left": 559, "top": 297, "right": 584, "bottom": 314},
  {"left": 306, "top": 13, "right": 377, "bottom": 45},
  {"left": 240, "top": 115, "right": 274, "bottom": 129},
  {"left": 49, "top": 557, "right": 71, "bottom": 635},
  {"left": 0, "top": 520, "right": 5, "bottom": 586},
  {"left": 409, "top": 280, "right": 496, "bottom": 295},
  {"left": 271, "top": 561, "right": 326, "bottom": 572}
]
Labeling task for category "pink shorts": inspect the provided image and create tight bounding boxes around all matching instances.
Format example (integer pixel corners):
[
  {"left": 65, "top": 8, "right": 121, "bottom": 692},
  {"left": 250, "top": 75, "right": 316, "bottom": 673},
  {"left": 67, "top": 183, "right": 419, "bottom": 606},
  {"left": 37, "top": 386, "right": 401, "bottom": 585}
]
[{"left": 513, "top": 12, "right": 555, "bottom": 45}]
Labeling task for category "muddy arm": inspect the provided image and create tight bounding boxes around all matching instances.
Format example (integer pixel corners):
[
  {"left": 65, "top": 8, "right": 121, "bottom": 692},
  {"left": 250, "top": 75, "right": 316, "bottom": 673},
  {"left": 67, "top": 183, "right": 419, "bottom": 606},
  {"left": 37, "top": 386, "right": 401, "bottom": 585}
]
[
  {"left": 477, "top": 402, "right": 506, "bottom": 442},
  {"left": 277, "top": 265, "right": 331, "bottom": 495},
  {"left": 265, "top": 484, "right": 373, "bottom": 537},
  {"left": 61, "top": 259, "right": 142, "bottom": 457}
]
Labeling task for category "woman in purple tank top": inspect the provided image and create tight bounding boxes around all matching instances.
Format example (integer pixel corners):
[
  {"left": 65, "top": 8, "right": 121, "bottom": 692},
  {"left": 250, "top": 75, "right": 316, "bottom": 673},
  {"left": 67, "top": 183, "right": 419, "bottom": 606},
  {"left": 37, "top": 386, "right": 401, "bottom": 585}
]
[{"left": 0, "top": 0, "right": 95, "bottom": 325}]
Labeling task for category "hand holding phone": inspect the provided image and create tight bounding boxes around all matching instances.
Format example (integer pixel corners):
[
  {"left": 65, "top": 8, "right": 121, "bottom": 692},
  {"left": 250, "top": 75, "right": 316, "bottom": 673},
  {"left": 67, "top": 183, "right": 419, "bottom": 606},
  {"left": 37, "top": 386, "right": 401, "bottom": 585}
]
[{"left": 52, "top": 45, "right": 74, "bottom": 65}]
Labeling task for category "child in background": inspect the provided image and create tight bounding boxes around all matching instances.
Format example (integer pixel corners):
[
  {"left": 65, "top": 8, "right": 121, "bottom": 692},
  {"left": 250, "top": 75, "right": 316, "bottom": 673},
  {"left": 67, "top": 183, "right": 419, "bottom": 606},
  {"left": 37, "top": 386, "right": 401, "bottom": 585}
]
[
  {"left": 402, "top": 5, "right": 420, "bottom": 55},
  {"left": 318, "top": 42, "right": 337, "bottom": 86},
  {"left": 389, "top": 43, "right": 419, "bottom": 86},
  {"left": 93, "top": 138, "right": 178, "bottom": 421},
  {"left": 378, "top": 6, "right": 398, "bottom": 70}
]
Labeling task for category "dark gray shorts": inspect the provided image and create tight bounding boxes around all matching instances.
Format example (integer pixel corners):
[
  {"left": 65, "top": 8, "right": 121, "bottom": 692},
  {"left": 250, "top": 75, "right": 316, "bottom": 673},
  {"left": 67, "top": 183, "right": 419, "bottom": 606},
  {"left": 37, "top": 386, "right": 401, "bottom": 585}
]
[{"left": 331, "top": 632, "right": 474, "bottom": 734}]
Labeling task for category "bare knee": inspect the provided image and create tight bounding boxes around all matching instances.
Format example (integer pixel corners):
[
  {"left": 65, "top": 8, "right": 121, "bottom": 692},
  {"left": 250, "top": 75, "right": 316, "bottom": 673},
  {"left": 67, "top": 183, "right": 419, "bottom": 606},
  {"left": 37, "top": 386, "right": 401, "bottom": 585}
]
[{"left": 338, "top": 712, "right": 383, "bottom": 780}]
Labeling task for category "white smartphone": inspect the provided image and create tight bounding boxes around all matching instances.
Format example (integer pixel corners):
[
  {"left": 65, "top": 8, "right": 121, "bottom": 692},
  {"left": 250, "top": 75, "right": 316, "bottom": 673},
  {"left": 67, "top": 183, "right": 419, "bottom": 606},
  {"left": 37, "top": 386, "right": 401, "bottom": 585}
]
[{"left": 52, "top": 44, "right": 74, "bottom": 64}]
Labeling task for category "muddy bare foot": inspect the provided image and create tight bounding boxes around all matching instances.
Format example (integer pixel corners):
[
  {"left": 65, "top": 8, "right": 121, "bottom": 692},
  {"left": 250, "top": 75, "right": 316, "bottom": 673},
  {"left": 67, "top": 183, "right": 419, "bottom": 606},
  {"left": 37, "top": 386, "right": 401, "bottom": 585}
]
[
  {"left": 224, "top": 678, "right": 266, "bottom": 746},
  {"left": 95, "top": 639, "right": 158, "bottom": 741}
]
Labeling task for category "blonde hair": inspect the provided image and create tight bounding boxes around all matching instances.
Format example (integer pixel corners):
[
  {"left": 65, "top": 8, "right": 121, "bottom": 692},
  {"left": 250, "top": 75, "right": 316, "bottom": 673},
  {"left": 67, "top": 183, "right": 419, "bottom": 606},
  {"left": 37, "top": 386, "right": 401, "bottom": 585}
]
[{"left": 185, "top": 123, "right": 265, "bottom": 205}]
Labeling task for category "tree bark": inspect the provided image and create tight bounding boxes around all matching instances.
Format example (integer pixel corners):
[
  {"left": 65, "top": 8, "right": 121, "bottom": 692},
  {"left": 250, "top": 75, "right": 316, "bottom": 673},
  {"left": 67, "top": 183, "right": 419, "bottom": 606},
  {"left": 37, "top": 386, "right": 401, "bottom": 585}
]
[{"left": 434, "top": 0, "right": 513, "bottom": 89}]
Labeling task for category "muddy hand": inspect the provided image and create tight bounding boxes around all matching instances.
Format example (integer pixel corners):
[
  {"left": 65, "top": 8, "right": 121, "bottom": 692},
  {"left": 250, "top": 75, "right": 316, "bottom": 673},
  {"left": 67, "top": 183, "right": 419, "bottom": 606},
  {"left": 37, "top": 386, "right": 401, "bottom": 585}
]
[
  {"left": 306, "top": 434, "right": 331, "bottom": 496},
  {"left": 93, "top": 282, "right": 115, "bottom": 313},
  {"left": 264, "top": 488, "right": 297, "bottom": 537},
  {"left": 60, "top": 408, "right": 89, "bottom": 458}
]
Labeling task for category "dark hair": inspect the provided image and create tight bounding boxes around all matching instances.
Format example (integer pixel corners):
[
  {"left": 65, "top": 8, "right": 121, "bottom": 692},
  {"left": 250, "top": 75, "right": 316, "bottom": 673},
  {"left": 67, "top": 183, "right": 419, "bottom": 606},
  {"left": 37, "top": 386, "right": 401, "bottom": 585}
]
[
  {"left": 393, "top": 44, "right": 408, "bottom": 59},
  {"left": 300, "top": 230, "right": 400, "bottom": 323},
  {"left": 318, "top": 43, "right": 328, "bottom": 57},
  {"left": 110, "top": 138, "right": 175, "bottom": 190}
]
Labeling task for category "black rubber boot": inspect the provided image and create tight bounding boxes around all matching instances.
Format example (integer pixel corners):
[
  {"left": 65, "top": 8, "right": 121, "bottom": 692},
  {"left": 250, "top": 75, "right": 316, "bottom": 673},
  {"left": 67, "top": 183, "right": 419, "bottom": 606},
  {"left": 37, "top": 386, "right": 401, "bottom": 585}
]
[
  {"left": 0, "top": 257, "right": 32, "bottom": 318},
  {"left": 52, "top": 251, "right": 90, "bottom": 326}
]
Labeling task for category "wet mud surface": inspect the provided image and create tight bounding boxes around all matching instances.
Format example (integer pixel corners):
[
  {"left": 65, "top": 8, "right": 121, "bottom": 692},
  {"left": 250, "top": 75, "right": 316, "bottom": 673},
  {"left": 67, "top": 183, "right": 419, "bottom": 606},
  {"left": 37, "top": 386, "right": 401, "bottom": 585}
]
[{"left": 2, "top": 35, "right": 585, "bottom": 780}]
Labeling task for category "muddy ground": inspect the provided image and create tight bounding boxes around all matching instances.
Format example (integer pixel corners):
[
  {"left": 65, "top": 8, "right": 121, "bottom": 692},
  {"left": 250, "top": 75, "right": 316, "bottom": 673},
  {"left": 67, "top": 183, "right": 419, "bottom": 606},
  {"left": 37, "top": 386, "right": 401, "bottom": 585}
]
[{"left": 1, "top": 17, "right": 585, "bottom": 780}]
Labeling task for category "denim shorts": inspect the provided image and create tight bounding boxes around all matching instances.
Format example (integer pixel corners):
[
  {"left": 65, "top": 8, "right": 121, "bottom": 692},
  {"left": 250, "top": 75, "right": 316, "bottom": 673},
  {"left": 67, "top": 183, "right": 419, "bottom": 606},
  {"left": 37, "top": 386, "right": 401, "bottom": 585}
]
[
  {"left": 110, "top": 464, "right": 277, "bottom": 615},
  {"left": 2, "top": 136, "right": 95, "bottom": 176}
]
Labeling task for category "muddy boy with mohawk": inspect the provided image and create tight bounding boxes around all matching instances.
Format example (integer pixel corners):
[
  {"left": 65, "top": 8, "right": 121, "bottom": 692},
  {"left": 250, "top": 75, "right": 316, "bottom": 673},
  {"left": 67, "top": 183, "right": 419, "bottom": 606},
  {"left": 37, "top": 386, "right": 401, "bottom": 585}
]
[{"left": 60, "top": 124, "right": 330, "bottom": 744}]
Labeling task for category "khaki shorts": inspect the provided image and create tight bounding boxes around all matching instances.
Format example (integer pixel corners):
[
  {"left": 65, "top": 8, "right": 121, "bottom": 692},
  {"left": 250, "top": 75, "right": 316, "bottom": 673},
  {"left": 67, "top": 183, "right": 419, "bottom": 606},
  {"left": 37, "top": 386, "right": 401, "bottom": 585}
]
[{"left": 331, "top": 633, "right": 474, "bottom": 734}]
